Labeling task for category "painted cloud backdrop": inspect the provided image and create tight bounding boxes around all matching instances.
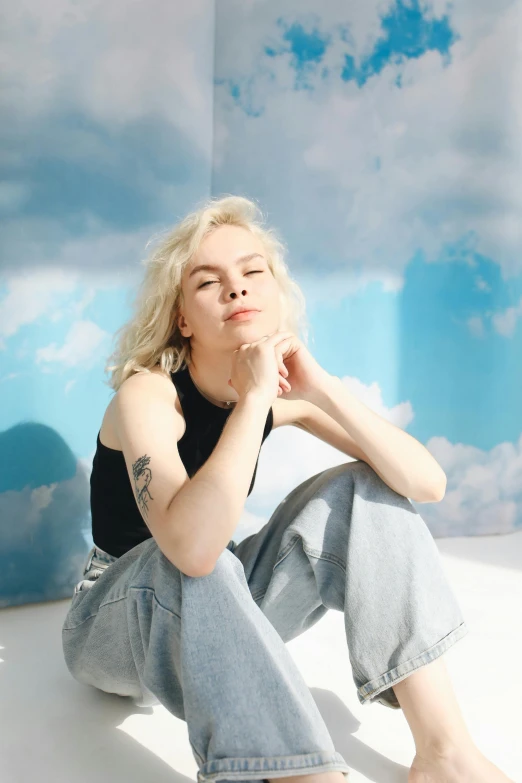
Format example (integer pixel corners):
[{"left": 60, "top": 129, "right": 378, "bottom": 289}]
[{"left": 1, "top": 0, "right": 521, "bottom": 607}]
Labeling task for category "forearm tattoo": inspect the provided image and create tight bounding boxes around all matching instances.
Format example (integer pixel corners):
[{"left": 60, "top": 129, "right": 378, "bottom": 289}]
[{"left": 132, "top": 454, "right": 154, "bottom": 518}]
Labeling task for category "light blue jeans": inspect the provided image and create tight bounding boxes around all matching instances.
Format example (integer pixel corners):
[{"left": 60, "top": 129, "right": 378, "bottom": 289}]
[{"left": 62, "top": 460, "right": 468, "bottom": 783}]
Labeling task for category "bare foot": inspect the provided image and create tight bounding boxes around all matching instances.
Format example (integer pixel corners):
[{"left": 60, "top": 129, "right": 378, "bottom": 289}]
[{"left": 408, "top": 745, "right": 515, "bottom": 783}]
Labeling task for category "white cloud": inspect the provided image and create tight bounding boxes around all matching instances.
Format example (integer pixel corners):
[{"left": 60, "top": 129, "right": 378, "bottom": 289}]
[
  {"left": 339, "top": 375, "right": 414, "bottom": 429},
  {"left": 2, "top": 0, "right": 521, "bottom": 301},
  {"left": 0, "top": 225, "right": 153, "bottom": 341},
  {"left": 0, "top": 0, "right": 215, "bottom": 279},
  {"left": 1, "top": 0, "right": 519, "bottom": 296},
  {"left": 213, "top": 0, "right": 522, "bottom": 289},
  {"left": 491, "top": 296, "right": 522, "bottom": 337},
  {"left": 0, "top": 0, "right": 214, "bottom": 154},
  {"left": 0, "top": 270, "right": 77, "bottom": 349},
  {"left": 299, "top": 267, "right": 404, "bottom": 309},
  {"left": 35, "top": 319, "right": 110, "bottom": 370},
  {"left": 416, "top": 432, "right": 522, "bottom": 536},
  {"left": 467, "top": 296, "right": 522, "bottom": 338},
  {"left": 474, "top": 276, "right": 491, "bottom": 292}
]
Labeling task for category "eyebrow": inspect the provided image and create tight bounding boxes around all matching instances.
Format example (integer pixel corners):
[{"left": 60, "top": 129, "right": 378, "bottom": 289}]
[{"left": 188, "top": 253, "right": 264, "bottom": 279}]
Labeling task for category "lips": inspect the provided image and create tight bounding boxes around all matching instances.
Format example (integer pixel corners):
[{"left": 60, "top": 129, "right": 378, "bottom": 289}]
[{"left": 226, "top": 309, "right": 259, "bottom": 320}]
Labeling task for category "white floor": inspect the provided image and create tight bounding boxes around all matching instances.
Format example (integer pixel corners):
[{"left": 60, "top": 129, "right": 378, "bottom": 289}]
[{"left": 1, "top": 531, "right": 520, "bottom": 783}]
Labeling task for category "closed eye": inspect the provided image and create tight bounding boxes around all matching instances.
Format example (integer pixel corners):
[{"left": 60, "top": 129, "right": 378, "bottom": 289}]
[{"left": 198, "top": 270, "right": 264, "bottom": 289}]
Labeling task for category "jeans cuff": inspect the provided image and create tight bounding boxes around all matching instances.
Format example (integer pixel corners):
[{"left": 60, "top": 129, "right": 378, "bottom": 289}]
[
  {"left": 357, "top": 621, "right": 469, "bottom": 708},
  {"left": 196, "top": 750, "right": 351, "bottom": 783}
]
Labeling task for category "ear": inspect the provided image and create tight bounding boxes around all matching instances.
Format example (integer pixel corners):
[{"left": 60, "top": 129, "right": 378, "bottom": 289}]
[{"left": 177, "top": 310, "right": 192, "bottom": 338}]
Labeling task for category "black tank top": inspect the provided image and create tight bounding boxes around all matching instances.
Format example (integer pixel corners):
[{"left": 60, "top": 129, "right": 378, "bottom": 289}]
[{"left": 90, "top": 366, "right": 274, "bottom": 558}]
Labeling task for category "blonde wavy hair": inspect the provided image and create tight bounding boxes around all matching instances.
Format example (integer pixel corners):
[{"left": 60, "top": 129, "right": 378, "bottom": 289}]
[{"left": 105, "top": 195, "right": 309, "bottom": 392}]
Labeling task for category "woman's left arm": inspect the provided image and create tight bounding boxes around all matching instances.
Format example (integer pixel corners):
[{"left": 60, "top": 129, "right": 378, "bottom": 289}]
[{"left": 307, "top": 374, "right": 447, "bottom": 503}]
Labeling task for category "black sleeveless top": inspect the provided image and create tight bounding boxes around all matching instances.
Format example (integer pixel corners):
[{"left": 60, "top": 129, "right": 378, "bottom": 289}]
[{"left": 90, "top": 366, "right": 274, "bottom": 558}]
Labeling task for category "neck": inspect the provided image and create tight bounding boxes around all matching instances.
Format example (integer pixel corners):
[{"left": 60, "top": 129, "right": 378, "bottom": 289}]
[{"left": 188, "top": 349, "right": 238, "bottom": 408}]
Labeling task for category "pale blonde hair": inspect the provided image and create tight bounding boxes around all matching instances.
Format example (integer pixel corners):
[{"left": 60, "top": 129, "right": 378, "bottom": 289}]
[{"left": 104, "top": 194, "right": 309, "bottom": 392}]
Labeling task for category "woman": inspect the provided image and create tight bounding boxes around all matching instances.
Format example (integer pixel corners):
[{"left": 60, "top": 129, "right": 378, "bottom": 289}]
[{"left": 62, "top": 195, "right": 512, "bottom": 783}]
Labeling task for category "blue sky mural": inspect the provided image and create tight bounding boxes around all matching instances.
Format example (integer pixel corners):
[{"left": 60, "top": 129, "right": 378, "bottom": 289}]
[{"left": 1, "top": 0, "right": 521, "bottom": 606}]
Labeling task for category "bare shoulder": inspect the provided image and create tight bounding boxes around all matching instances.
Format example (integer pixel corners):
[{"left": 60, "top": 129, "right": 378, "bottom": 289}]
[
  {"left": 100, "top": 366, "right": 186, "bottom": 449},
  {"left": 271, "top": 397, "right": 308, "bottom": 431}
]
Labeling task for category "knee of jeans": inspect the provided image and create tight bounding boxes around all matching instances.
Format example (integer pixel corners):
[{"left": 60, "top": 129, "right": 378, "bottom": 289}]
[
  {"left": 335, "top": 459, "right": 415, "bottom": 507},
  {"left": 319, "top": 459, "right": 375, "bottom": 498},
  {"left": 354, "top": 460, "right": 394, "bottom": 496}
]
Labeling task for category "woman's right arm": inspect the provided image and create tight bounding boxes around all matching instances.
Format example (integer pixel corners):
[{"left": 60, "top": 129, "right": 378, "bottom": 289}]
[
  {"left": 114, "top": 373, "right": 271, "bottom": 577},
  {"left": 177, "top": 391, "right": 271, "bottom": 575}
]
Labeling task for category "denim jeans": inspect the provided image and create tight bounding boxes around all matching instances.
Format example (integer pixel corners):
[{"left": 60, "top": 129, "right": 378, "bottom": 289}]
[{"left": 62, "top": 460, "right": 468, "bottom": 783}]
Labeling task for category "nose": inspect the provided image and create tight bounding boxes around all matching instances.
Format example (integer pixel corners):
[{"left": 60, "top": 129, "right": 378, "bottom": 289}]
[{"left": 229, "top": 287, "right": 247, "bottom": 299}]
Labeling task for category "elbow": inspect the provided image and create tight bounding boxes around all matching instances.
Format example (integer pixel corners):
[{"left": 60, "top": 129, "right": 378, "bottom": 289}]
[
  {"left": 433, "top": 470, "right": 447, "bottom": 502},
  {"left": 189, "top": 562, "right": 215, "bottom": 578},
  {"left": 181, "top": 552, "right": 215, "bottom": 577},
  {"left": 161, "top": 540, "right": 214, "bottom": 578},
  {"left": 182, "top": 563, "right": 211, "bottom": 578},
  {"left": 185, "top": 549, "right": 217, "bottom": 578},
  {"left": 185, "top": 547, "right": 231, "bottom": 578},
  {"left": 412, "top": 473, "right": 447, "bottom": 504}
]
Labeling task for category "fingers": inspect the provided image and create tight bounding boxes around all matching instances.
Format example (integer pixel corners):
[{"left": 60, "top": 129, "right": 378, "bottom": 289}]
[
  {"left": 278, "top": 357, "right": 288, "bottom": 377},
  {"left": 279, "top": 372, "right": 291, "bottom": 391}
]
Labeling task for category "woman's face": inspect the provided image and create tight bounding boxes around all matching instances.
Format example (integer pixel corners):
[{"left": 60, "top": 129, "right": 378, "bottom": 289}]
[{"left": 178, "top": 224, "right": 282, "bottom": 350}]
